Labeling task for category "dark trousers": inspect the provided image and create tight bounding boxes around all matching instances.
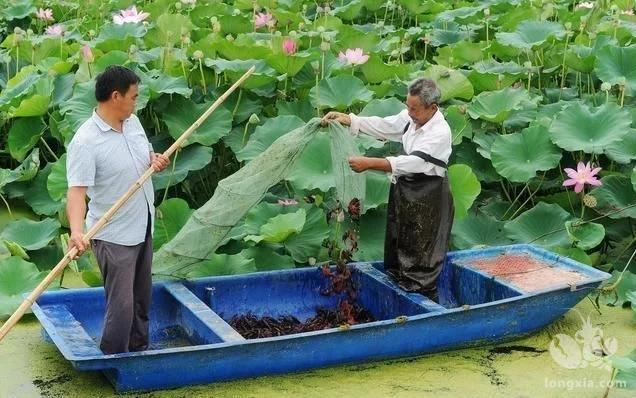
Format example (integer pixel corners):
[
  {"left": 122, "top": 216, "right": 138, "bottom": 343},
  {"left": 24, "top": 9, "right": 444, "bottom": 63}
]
[
  {"left": 384, "top": 175, "right": 454, "bottom": 301},
  {"left": 91, "top": 213, "right": 153, "bottom": 354}
]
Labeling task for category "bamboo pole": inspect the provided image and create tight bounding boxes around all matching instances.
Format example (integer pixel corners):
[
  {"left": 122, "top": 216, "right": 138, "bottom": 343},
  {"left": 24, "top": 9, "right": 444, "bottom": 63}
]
[{"left": 0, "top": 66, "right": 256, "bottom": 342}]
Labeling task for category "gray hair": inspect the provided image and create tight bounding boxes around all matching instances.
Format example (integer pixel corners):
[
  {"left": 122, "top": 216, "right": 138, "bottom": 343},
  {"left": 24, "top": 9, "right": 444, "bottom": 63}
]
[{"left": 408, "top": 78, "right": 441, "bottom": 106}]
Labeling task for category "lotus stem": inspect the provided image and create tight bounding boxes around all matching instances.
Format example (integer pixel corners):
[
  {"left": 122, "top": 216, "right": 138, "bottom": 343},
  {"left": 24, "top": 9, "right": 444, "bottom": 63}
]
[
  {"left": 503, "top": 183, "right": 529, "bottom": 219},
  {"left": 242, "top": 122, "right": 250, "bottom": 146},
  {"left": 161, "top": 149, "right": 179, "bottom": 204},
  {"left": 40, "top": 137, "right": 59, "bottom": 161},
  {"left": 198, "top": 58, "right": 207, "bottom": 93},
  {"left": 559, "top": 34, "right": 570, "bottom": 93},
  {"left": 232, "top": 89, "right": 243, "bottom": 117},
  {"left": 0, "top": 193, "right": 13, "bottom": 220}
]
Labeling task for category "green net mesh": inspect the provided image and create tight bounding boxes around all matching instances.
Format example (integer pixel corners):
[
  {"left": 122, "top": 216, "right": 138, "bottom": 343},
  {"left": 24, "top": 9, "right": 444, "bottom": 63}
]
[{"left": 153, "top": 119, "right": 365, "bottom": 278}]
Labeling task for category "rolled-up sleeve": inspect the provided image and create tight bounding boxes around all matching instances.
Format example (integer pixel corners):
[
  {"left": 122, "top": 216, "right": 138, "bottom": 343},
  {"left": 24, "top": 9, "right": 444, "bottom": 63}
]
[{"left": 66, "top": 141, "right": 96, "bottom": 187}]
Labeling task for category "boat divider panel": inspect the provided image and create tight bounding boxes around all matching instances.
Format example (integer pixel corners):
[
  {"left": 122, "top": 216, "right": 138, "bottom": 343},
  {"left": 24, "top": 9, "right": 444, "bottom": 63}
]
[
  {"left": 164, "top": 283, "right": 245, "bottom": 343},
  {"left": 356, "top": 264, "right": 447, "bottom": 313},
  {"left": 41, "top": 304, "right": 103, "bottom": 357}
]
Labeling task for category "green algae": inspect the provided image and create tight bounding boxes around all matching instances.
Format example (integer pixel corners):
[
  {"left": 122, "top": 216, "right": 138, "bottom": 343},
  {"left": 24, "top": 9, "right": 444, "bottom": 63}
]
[{"left": 0, "top": 299, "right": 634, "bottom": 398}]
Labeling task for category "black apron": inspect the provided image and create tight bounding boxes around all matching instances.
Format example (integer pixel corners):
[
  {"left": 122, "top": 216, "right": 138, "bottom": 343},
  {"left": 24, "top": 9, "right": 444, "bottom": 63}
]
[{"left": 384, "top": 123, "right": 454, "bottom": 300}]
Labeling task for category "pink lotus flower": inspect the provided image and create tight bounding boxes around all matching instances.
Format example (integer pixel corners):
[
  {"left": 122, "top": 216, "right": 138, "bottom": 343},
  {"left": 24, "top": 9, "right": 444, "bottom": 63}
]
[
  {"left": 338, "top": 48, "right": 369, "bottom": 66},
  {"left": 282, "top": 38, "right": 297, "bottom": 55},
  {"left": 113, "top": 6, "right": 150, "bottom": 25},
  {"left": 35, "top": 8, "right": 54, "bottom": 22},
  {"left": 254, "top": 12, "right": 275, "bottom": 29},
  {"left": 278, "top": 199, "right": 298, "bottom": 206},
  {"left": 44, "top": 24, "right": 64, "bottom": 37},
  {"left": 562, "top": 161, "right": 602, "bottom": 193},
  {"left": 81, "top": 44, "right": 94, "bottom": 62}
]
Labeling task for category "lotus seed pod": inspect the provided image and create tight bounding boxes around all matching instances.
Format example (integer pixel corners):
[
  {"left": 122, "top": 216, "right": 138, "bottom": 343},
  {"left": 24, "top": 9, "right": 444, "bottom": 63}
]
[
  {"left": 182, "top": 36, "right": 191, "bottom": 45},
  {"left": 583, "top": 194, "right": 597, "bottom": 208},
  {"left": 600, "top": 82, "right": 612, "bottom": 91},
  {"left": 523, "top": 61, "right": 532, "bottom": 69},
  {"left": 324, "top": 5, "right": 331, "bottom": 13},
  {"left": 274, "top": 30, "right": 282, "bottom": 36},
  {"left": 588, "top": 31, "right": 597, "bottom": 39},
  {"left": 390, "top": 49, "right": 399, "bottom": 57},
  {"left": 193, "top": 50, "right": 204, "bottom": 60},
  {"left": 175, "top": 2, "right": 182, "bottom": 10},
  {"left": 308, "top": 257, "right": 316, "bottom": 266},
  {"left": 226, "top": 34, "right": 234, "bottom": 41},
  {"left": 88, "top": 29, "right": 95, "bottom": 37},
  {"left": 129, "top": 44, "right": 138, "bottom": 53},
  {"left": 298, "top": 22, "right": 305, "bottom": 30},
  {"left": 316, "top": 6, "right": 324, "bottom": 13},
  {"left": 232, "top": 8, "right": 241, "bottom": 16},
  {"left": 378, "top": 20, "right": 385, "bottom": 27},
  {"left": 248, "top": 113, "right": 260, "bottom": 124},
  {"left": 289, "top": 30, "right": 297, "bottom": 38},
  {"left": 320, "top": 41, "right": 330, "bottom": 51},
  {"left": 317, "top": 26, "right": 325, "bottom": 33},
  {"left": 484, "top": 8, "right": 490, "bottom": 16},
  {"left": 210, "top": 16, "right": 218, "bottom": 24},
  {"left": 617, "top": 77, "right": 626, "bottom": 86}
]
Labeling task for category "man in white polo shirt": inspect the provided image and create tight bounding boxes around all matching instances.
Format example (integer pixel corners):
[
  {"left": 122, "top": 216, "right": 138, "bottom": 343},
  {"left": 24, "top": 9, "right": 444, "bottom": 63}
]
[
  {"left": 66, "top": 65, "right": 169, "bottom": 354},
  {"left": 321, "top": 78, "right": 454, "bottom": 302}
]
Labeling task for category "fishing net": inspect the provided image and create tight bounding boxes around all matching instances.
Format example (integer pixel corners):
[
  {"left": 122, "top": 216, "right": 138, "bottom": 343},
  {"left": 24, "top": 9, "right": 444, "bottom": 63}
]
[{"left": 153, "top": 119, "right": 365, "bottom": 278}]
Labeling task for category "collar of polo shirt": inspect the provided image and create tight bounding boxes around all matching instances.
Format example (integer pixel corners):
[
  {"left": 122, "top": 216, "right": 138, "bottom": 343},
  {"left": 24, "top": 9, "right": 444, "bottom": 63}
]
[{"left": 92, "top": 108, "right": 132, "bottom": 132}]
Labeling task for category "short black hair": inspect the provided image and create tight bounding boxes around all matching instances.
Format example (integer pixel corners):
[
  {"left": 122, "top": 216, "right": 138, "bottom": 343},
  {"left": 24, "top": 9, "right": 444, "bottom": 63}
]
[{"left": 94, "top": 65, "right": 141, "bottom": 102}]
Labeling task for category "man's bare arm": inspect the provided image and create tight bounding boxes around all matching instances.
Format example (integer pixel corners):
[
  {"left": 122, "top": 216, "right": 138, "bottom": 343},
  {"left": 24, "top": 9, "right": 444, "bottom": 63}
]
[{"left": 66, "top": 186, "right": 88, "bottom": 257}]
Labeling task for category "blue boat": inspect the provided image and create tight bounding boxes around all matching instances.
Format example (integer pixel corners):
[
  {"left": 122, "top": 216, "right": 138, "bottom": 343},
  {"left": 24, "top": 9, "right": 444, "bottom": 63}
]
[{"left": 31, "top": 244, "right": 610, "bottom": 392}]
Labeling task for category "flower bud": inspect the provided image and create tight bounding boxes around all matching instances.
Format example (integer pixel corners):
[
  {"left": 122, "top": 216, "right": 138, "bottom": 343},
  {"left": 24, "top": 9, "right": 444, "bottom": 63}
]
[{"left": 248, "top": 113, "right": 261, "bottom": 124}]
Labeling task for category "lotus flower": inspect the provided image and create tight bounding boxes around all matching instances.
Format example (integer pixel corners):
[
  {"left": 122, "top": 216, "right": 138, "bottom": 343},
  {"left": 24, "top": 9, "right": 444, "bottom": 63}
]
[
  {"left": 338, "top": 48, "right": 369, "bottom": 66},
  {"left": 254, "top": 12, "right": 275, "bottom": 29},
  {"left": 562, "top": 162, "right": 602, "bottom": 193},
  {"left": 35, "top": 8, "right": 54, "bottom": 22},
  {"left": 576, "top": 1, "right": 595, "bottom": 9},
  {"left": 282, "top": 38, "right": 297, "bottom": 55},
  {"left": 113, "top": 6, "right": 150, "bottom": 25},
  {"left": 44, "top": 24, "right": 64, "bottom": 37},
  {"left": 81, "top": 44, "right": 94, "bottom": 62}
]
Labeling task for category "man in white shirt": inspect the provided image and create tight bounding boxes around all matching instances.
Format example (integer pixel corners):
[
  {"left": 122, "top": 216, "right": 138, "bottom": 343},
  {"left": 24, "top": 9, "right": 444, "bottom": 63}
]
[{"left": 321, "top": 78, "right": 454, "bottom": 301}]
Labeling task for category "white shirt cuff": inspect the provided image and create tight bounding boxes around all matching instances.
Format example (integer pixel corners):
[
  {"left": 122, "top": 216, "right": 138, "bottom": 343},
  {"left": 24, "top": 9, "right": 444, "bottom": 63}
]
[
  {"left": 348, "top": 113, "right": 360, "bottom": 135},
  {"left": 385, "top": 156, "right": 399, "bottom": 183}
]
